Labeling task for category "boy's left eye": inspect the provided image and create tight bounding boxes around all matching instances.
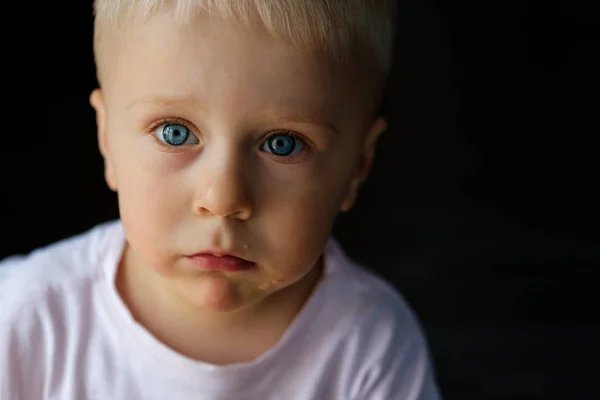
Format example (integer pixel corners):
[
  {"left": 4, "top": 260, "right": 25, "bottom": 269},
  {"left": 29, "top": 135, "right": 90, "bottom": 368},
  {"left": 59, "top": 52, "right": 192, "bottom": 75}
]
[{"left": 260, "top": 133, "right": 305, "bottom": 157}]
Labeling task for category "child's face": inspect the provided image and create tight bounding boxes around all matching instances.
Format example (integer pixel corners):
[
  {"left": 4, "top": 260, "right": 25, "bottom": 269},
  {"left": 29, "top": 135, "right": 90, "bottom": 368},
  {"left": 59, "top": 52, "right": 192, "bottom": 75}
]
[{"left": 91, "top": 11, "right": 386, "bottom": 313}]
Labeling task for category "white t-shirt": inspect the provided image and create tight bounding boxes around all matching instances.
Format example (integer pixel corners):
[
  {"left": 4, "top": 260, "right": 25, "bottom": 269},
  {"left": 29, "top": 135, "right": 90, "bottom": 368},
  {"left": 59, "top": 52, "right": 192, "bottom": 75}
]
[{"left": 0, "top": 220, "right": 442, "bottom": 400}]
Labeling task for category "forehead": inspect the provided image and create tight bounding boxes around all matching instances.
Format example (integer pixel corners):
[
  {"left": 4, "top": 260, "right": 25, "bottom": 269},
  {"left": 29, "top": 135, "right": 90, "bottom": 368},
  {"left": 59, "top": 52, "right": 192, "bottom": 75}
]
[{"left": 103, "top": 11, "right": 366, "bottom": 125}]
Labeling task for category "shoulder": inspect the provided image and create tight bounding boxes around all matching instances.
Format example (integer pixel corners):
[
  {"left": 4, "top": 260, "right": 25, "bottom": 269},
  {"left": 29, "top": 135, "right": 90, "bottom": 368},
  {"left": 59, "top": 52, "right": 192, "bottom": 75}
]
[
  {"left": 324, "top": 239, "right": 442, "bottom": 399},
  {"left": 0, "top": 220, "right": 124, "bottom": 398},
  {"left": 0, "top": 220, "right": 122, "bottom": 324},
  {"left": 325, "top": 238, "right": 423, "bottom": 338}
]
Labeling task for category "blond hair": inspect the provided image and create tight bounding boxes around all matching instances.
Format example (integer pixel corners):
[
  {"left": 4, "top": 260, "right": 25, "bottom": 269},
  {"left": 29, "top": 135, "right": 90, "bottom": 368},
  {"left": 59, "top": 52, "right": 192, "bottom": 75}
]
[{"left": 93, "top": 0, "right": 396, "bottom": 89}]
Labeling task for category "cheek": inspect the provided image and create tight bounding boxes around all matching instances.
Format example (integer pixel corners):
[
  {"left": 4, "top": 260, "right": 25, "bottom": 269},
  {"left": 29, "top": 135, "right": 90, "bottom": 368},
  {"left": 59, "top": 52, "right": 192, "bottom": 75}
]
[
  {"left": 112, "top": 131, "right": 187, "bottom": 211},
  {"left": 257, "top": 182, "right": 343, "bottom": 285},
  {"left": 118, "top": 190, "right": 176, "bottom": 273},
  {"left": 117, "top": 165, "right": 183, "bottom": 225},
  {"left": 256, "top": 152, "right": 356, "bottom": 272},
  {"left": 110, "top": 137, "right": 188, "bottom": 267}
]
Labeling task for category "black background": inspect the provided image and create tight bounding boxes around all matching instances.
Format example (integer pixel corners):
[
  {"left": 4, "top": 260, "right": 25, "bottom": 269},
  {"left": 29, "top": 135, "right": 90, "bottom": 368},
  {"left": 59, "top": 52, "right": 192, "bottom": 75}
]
[{"left": 1, "top": 1, "right": 598, "bottom": 398}]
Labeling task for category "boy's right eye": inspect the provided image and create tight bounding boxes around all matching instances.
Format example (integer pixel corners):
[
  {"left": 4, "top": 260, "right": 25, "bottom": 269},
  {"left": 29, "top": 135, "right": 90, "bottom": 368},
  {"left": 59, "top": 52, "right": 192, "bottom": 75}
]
[{"left": 156, "top": 123, "right": 200, "bottom": 147}]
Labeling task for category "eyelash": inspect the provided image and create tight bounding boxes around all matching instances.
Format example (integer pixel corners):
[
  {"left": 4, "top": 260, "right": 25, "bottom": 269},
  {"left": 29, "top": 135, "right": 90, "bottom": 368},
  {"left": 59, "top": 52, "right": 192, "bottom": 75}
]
[
  {"left": 262, "top": 130, "right": 311, "bottom": 163},
  {"left": 145, "top": 117, "right": 313, "bottom": 161},
  {"left": 146, "top": 117, "right": 196, "bottom": 153}
]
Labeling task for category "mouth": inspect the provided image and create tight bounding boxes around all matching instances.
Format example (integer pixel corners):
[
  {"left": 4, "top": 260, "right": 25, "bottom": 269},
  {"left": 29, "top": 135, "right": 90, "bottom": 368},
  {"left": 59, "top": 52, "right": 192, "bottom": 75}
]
[{"left": 185, "top": 252, "right": 256, "bottom": 272}]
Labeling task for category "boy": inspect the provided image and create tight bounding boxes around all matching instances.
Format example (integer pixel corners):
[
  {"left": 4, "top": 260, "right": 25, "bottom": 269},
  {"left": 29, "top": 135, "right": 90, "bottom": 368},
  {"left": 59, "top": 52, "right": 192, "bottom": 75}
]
[{"left": 0, "top": 0, "right": 442, "bottom": 399}]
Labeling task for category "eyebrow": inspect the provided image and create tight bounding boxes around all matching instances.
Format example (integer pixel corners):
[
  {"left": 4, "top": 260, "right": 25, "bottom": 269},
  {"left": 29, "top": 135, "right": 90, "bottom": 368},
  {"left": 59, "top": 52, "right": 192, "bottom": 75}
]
[
  {"left": 127, "top": 95, "right": 340, "bottom": 135},
  {"left": 126, "top": 95, "right": 205, "bottom": 111},
  {"left": 271, "top": 115, "right": 340, "bottom": 136}
]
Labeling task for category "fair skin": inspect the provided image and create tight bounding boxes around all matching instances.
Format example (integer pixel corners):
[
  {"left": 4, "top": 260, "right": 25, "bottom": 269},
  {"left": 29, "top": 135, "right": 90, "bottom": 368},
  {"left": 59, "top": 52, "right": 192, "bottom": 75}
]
[{"left": 90, "top": 10, "right": 387, "bottom": 365}]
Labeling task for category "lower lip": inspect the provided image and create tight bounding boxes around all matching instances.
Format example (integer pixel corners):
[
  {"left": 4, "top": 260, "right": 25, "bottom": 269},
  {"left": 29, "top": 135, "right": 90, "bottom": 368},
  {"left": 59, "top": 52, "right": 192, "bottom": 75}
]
[{"left": 186, "top": 254, "right": 255, "bottom": 272}]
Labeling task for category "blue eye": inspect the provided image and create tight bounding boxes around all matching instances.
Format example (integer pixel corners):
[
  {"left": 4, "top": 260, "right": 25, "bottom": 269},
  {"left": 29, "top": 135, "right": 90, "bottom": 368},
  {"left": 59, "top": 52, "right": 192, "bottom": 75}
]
[
  {"left": 157, "top": 123, "right": 199, "bottom": 146},
  {"left": 261, "top": 133, "right": 305, "bottom": 157}
]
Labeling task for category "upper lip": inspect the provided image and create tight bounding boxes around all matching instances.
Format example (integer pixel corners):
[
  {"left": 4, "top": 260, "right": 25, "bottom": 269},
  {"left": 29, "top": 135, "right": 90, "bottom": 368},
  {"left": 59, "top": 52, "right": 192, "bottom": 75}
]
[{"left": 187, "top": 249, "right": 252, "bottom": 263}]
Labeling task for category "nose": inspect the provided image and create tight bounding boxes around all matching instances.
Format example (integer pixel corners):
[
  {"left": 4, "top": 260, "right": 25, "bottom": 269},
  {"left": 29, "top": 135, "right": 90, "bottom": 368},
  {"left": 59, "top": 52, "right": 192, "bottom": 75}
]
[{"left": 191, "top": 144, "right": 253, "bottom": 220}]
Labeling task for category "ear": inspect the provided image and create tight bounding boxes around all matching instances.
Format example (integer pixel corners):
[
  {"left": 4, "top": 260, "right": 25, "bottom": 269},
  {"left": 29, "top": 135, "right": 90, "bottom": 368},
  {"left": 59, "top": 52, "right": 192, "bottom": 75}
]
[
  {"left": 90, "top": 89, "right": 118, "bottom": 192},
  {"left": 340, "top": 117, "right": 387, "bottom": 212}
]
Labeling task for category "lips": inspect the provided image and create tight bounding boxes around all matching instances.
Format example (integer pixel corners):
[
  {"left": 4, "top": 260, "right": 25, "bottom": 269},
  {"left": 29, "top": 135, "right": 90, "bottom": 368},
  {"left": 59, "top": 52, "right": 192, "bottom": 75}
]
[{"left": 186, "top": 253, "right": 255, "bottom": 272}]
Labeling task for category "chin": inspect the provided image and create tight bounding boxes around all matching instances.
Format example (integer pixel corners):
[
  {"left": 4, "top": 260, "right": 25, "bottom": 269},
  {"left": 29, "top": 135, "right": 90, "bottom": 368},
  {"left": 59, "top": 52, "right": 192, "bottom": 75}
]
[{"left": 181, "top": 274, "right": 247, "bottom": 312}]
